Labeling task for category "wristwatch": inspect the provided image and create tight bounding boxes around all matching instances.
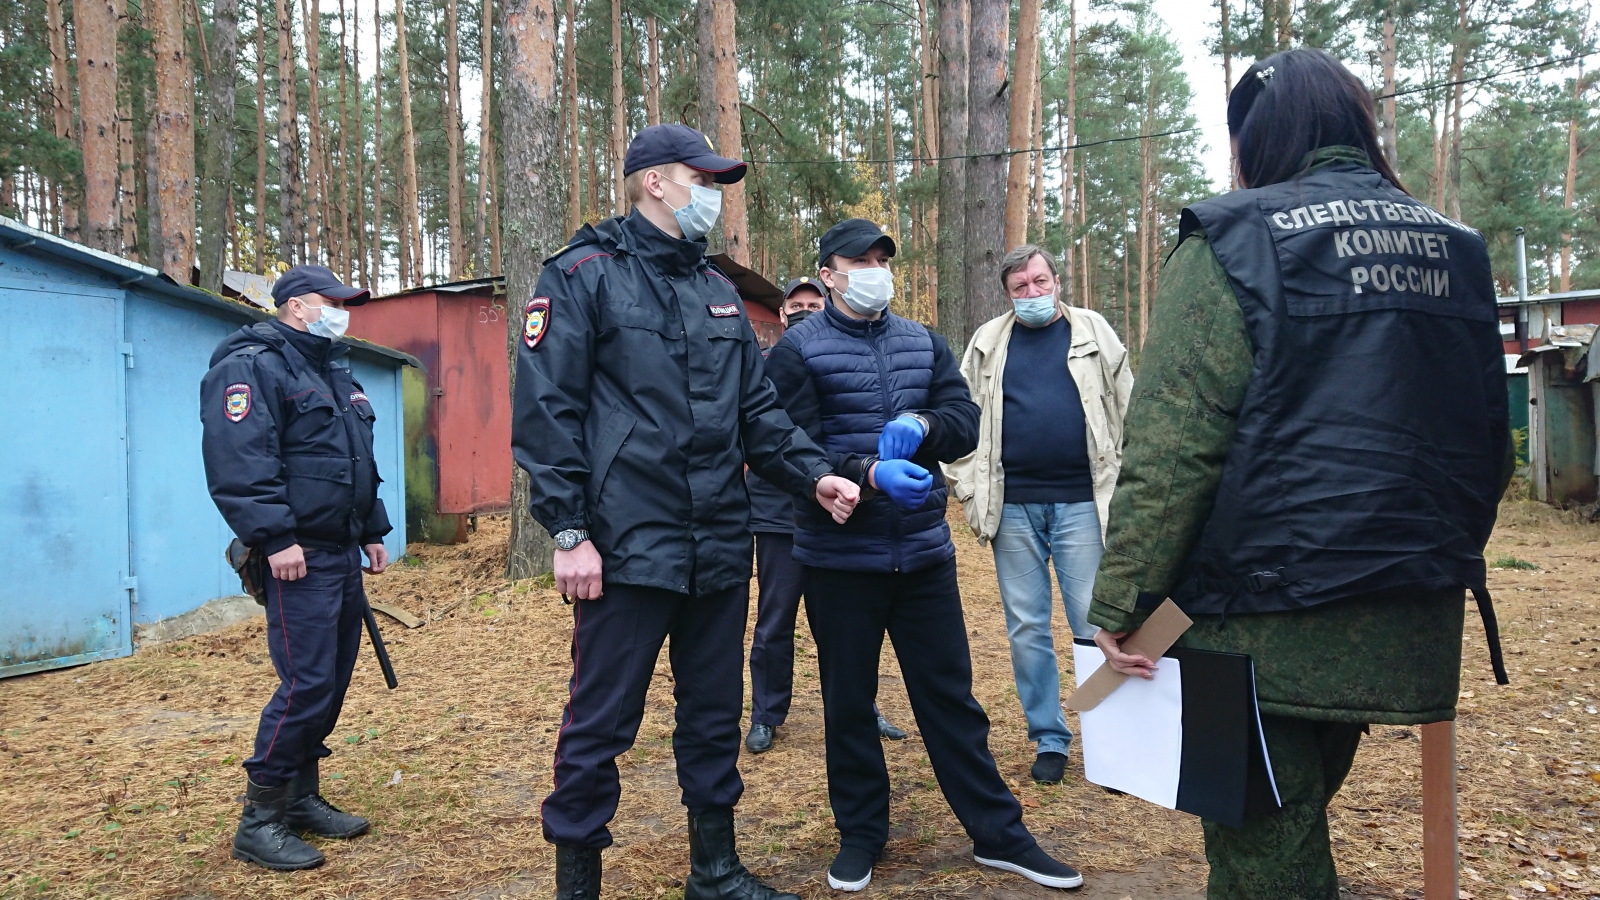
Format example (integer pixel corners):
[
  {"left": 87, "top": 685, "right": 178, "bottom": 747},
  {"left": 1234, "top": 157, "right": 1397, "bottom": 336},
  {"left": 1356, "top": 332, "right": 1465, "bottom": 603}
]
[{"left": 554, "top": 528, "right": 590, "bottom": 551}]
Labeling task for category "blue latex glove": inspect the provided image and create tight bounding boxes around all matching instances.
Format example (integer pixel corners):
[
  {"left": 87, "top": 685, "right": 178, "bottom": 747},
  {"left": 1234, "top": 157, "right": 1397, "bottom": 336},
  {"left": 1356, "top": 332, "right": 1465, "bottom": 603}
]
[
  {"left": 873, "top": 459, "right": 933, "bottom": 510},
  {"left": 878, "top": 415, "right": 926, "bottom": 461}
]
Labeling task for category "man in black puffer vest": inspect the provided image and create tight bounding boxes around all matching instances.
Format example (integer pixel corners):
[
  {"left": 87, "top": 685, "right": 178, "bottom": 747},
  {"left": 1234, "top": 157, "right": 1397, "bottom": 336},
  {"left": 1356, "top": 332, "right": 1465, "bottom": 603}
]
[{"left": 763, "top": 219, "right": 1085, "bottom": 893}]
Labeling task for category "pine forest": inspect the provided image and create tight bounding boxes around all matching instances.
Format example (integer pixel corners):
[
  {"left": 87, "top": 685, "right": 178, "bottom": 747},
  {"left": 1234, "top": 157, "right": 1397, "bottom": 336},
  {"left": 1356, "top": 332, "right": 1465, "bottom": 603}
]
[{"left": 3, "top": 0, "right": 1599, "bottom": 354}]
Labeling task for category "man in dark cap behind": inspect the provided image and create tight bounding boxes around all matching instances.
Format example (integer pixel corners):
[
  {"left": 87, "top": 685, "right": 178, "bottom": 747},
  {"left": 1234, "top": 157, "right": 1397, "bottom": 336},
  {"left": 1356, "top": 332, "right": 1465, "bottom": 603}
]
[
  {"left": 200, "top": 264, "right": 391, "bottom": 871},
  {"left": 763, "top": 219, "right": 1085, "bottom": 892},
  {"left": 511, "top": 123, "right": 863, "bottom": 900},
  {"left": 744, "top": 278, "right": 907, "bottom": 756}
]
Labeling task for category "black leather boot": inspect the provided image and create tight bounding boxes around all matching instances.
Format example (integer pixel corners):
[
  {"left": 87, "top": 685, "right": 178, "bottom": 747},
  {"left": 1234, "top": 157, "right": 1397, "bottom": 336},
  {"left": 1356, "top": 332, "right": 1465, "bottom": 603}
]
[
  {"left": 555, "top": 845, "right": 602, "bottom": 900},
  {"left": 684, "top": 808, "right": 799, "bottom": 900},
  {"left": 284, "top": 759, "right": 370, "bottom": 838},
  {"left": 232, "top": 778, "right": 326, "bottom": 870}
]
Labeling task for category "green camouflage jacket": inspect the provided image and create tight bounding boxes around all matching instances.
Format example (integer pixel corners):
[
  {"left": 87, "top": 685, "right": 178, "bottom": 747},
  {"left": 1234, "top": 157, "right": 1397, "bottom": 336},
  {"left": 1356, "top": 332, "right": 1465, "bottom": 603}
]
[{"left": 1088, "top": 149, "right": 1465, "bottom": 724}]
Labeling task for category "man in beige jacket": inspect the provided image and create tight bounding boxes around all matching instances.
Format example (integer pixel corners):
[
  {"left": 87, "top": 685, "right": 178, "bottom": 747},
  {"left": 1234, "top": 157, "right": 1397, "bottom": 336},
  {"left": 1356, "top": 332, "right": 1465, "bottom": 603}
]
[{"left": 945, "top": 245, "right": 1132, "bottom": 784}]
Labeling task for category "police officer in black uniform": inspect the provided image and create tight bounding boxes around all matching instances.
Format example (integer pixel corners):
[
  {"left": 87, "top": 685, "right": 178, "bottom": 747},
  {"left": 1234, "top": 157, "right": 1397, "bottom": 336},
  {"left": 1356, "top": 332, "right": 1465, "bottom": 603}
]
[
  {"left": 201, "top": 265, "right": 391, "bottom": 871},
  {"left": 511, "top": 123, "right": 862, "bottom": 900},
  {"left": 744, "top": 277, "right": 906, "bottom": 755}
]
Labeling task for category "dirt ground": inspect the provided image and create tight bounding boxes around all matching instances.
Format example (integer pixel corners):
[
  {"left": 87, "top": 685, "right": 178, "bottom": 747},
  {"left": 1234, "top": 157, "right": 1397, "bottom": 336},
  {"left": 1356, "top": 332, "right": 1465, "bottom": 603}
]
[{"left": 3, "top": 499, "right": 1600, "bottom": 900}]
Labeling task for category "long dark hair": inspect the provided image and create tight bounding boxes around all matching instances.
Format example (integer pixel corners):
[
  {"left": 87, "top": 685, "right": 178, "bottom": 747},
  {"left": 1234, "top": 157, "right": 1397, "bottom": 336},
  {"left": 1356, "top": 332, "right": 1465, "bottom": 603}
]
[{"left": 1228, "top": 48, "right": 1407, "bottom": 195}]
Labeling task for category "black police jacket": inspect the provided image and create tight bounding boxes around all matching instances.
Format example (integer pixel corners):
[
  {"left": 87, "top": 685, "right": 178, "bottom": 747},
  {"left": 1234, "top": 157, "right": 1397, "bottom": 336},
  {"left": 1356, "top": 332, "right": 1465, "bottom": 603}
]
[
  {"left": 1171, "top": 158, "right": 1508, "bottom": 616},
  {"left": 201, "top": 320, "right": 392, "bottom": 555},
  {"left": 511, "top": 211, "right": 833, "bottom": 595}
]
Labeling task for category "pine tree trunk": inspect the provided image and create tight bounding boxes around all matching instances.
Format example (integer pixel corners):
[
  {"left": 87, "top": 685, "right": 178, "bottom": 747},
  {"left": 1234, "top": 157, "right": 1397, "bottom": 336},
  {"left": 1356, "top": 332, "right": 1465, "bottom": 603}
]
[
  {"left": 76, "top": 0, "right": 120, "bottom": 252},
  {"left": 610, "top": 0, "right": 626, "bottom": 216},
  {"left": 501, "top": 0, "right": 563, "bottom": 581},
  {"left": 118, "top": 18, "right": 140, "bottom": 262},
  {"left": 200, "top": 0, "right": 239, "bottom": 292},
  {"left": 564, "top": 0, "right": 580, "bottom": 233},
  {"left": 1220, "top": 0, "right": 1231, "bottom": 103},
  {"left": 916, "top": 0, "right": 937, "bottom": 313},
  {"left": 1061, "top": 0, "right": 1076, "bottom": 298},
  {"left": 882, "top": 33, "right": 897, "bottom": 237},
  {"left": 255, "top": 0, "right": 269, "bottom": 271},
  {"left": 47, "top": 0, "right": 79, "bottom": 239},
  {"left": 1029, "top": 56, "right": 1043, "bottom": 243},
  {"left": 371, "top": 0, "right": 384, "bottom": 286},
  {"left": 1561, "top": 67, "right": 1584, "bottom": 292},
  {"left": 936, "top": 0, "right": 968, "bottom": 348},
  {"left": 1002, "top": 0, "right": 1039, "bottom": 249},
  {"left": 1380, "top": 11, "right": 1397, "bottom": 170},
  {"left": 302, "top": 0, "right": 325, "bottom": 263},
  {"left": 395, "top": 0, "right": 422, "bottom": 284},
  {"left": 710, "top": 0, "right": 746, "bottom": 262},
  {"left": 153, "top": 0, "right": 196, "bottom": 281},
  {"left": 696, "top": 0, "right": 719, "bottom": 157},
  {"left": 964, "top": 0, "right": 1008, "bottom": 341},
  {"left": 444, "top": 0, "right": 465, "bottom": 277},
  {"left": 645, "top": 14, "right": 660, "bottom": 126},
  {"left": 1444, "top": 0, "right": 1468, "bottom": 218},
  {"left": 277, "top": 0, "right": 304, "bottom": 264},
  {"left": 353, "top": 0, "right": 366, "bottom": 285},
  {"left": 478, "top": 0, "right": 496, "bottom": 273},
  {"left": 337, "top": 0, "right": 353, "bottom": 280}
]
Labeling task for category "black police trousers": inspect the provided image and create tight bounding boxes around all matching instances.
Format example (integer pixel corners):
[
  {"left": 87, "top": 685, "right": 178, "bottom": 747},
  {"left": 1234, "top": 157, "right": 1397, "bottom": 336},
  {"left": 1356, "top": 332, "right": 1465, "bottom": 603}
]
[
  {"left": 541, "top": 581, "right": 749, "bottom": 849},
  {"left": 244, "top": 545, "right": 366, "bottom": 787},
  {"left": 802, "top": 557, "right": 1034, "bottom": 858},
  {"left": 750, "top": 532, "right": 804, "bottom": 728}
]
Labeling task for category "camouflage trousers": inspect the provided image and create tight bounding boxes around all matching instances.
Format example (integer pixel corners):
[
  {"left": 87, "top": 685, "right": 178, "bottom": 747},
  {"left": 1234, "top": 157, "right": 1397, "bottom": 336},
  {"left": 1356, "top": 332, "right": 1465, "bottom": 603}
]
[{"left": 1202, "top": 716, "right": 1366, "bottom": 900}]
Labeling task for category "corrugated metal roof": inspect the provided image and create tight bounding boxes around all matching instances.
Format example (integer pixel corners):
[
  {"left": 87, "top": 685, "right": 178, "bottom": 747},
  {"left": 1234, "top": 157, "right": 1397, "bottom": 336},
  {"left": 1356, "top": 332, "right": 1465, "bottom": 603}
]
[
  {"left": 1498, "top": 288, "right": 1600, "bottom": 306},
  {"left": 370, "top": 276, "right": 503, "bottom": 301},
  {"left": 0, "top": 216, "right": 424, "bottom": 370}
]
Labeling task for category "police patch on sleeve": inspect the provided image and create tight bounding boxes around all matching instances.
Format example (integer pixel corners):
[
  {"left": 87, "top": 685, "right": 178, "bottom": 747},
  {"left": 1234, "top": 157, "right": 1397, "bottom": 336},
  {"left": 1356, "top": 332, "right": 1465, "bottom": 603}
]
[
  {"left": 224, "top": 383, "right": 252, "bottom": 422},
  {"left": 524, "top": 297, "right": 551, "bottom": 349}
]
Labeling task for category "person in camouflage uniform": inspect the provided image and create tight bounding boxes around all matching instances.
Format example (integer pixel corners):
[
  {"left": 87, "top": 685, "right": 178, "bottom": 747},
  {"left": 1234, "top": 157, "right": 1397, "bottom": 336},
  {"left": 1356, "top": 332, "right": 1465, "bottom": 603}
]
[{"left": 1090, "top": 50, "right": 1509, "bottom": 900}]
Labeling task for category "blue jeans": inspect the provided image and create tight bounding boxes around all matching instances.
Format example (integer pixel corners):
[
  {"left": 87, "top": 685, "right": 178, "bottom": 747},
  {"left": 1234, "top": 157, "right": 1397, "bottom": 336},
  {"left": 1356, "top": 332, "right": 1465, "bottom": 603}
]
[{"left": 991, "top": 501, "right": 1103, "bottom": 756}]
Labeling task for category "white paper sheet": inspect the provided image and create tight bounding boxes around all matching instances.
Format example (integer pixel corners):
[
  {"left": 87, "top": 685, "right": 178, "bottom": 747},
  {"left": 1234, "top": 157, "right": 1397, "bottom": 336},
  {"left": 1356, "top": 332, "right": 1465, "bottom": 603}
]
[{"left": 1071, "top": 642, "right": 1183, "bottom": 809}]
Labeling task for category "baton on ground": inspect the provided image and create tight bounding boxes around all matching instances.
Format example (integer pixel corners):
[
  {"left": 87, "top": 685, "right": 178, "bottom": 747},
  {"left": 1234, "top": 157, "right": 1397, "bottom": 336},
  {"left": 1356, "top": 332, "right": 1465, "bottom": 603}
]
[{"left": 362, "top": 600, "right": 399, "bottom": 689}]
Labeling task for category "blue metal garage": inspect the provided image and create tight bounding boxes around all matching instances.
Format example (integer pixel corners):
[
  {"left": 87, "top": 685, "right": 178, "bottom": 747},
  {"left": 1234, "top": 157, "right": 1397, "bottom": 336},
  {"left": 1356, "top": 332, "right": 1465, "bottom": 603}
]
[{"left": 0, "top": 217, "right": 418, "bottom": 678}]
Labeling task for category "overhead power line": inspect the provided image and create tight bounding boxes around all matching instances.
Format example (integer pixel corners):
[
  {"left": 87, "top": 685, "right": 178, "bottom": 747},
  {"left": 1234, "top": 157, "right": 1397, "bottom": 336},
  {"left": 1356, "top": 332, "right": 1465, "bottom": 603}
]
[{"left": 752, "top": 49, "right": 1598, "bottom": 169}]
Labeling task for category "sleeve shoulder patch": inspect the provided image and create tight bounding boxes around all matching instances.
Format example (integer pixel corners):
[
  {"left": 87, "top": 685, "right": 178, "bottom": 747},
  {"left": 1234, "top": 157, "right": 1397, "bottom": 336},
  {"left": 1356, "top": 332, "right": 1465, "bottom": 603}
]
[
  {"left": 224, "top": 382, "right": 253, "bottom": 422},
  {"left": 524, "top": 297, "right": 552, "bottom": 349}
]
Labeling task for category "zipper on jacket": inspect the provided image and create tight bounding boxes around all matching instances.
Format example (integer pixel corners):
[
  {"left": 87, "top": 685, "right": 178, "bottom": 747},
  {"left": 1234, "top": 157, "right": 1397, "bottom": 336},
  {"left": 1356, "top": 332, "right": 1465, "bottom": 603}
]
[{"left": 869, "top": 326, "right": 902, "bottom": 572}]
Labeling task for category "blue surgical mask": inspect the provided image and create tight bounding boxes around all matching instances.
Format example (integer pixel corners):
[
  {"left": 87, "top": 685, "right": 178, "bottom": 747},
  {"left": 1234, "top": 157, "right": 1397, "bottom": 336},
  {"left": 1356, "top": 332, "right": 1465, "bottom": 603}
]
[
  {"left": 839, "top": 266, "right": 894, "bottom": 315},
  {"left": 304, "top": 302, "right": 350, "bottom": 340},
  {"left": 1012, "top": 290, "right": 1058, "bottom": 328},
  {"left": 664, "top": 177, "right": 723, "bottom": 241}
]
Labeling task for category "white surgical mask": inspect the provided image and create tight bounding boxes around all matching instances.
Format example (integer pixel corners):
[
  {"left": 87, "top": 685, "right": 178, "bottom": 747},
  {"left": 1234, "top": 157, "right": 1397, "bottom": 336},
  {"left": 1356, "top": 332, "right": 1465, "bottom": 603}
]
[
  {"left": 664, "top": 176, "right": 723, "bottom": 241},
  {"left": 1012, "top": 290, "right": 1058, "bottom": 327},
  {"left": 301, "top": 301, "right": 350, "bottom": 340},
  {"left": 838, "top": 266, "right": 894, "bottom": 315}
]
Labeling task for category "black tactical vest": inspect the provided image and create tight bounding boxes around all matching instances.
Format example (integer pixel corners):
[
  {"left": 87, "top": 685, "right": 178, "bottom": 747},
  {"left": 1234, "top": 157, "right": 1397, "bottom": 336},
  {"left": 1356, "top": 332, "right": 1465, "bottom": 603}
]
[{"left": 1171, "top": 163, "right": 1509, "bottom": 662}]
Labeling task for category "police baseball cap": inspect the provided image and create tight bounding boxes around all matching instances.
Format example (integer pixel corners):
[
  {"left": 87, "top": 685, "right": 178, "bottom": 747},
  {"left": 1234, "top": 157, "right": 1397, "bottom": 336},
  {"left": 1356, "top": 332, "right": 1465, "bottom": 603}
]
[
  {"left": 271, "top": 264, "right": 370, "bottom": 307},
  {"left": 817, "top": 218, "right": 897, "bottom": 269},
  {"left": 623, "top": 123, "right": 747, "bottom": 184},
  {"left": 783, "top": 276, "right": 827, "bottom": 300}
]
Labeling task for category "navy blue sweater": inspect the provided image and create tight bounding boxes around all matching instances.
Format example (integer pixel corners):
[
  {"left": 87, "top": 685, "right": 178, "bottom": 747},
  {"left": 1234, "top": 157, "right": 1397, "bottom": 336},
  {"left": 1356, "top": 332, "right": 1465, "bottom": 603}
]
[{"left": 1000, "top": 316, "right": 1094, "bottom": 504}]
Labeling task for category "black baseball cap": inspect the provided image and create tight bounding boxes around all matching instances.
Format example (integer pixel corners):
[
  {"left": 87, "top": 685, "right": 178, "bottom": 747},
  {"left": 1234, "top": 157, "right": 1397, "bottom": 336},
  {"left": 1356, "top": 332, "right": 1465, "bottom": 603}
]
[
  {"left": 817, "top": 218, "right": 897, "bottom": 269},
  {"left": 783, "top": 276, "right": 827, "bottom": 300},
  {"left": 270, "top": 264, "right": 370, "bottom": 307},
  {"left": 623, "top": 123, "right": 747, "bottom": 184}
]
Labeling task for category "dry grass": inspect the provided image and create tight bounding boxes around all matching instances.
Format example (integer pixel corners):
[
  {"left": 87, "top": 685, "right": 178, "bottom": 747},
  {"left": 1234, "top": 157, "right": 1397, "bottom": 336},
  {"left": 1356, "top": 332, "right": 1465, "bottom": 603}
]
[{"left": 2, "top": 504, "right": 1599, "bottom": 900}]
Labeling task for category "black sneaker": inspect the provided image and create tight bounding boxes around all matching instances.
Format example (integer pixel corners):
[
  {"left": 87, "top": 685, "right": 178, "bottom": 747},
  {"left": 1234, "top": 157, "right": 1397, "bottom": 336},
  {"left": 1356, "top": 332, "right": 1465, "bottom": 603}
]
[
  {"left": 1030, "top": 751, "right": 1067, "bottom": 784},
  {"left": 826, "top": 846, "right": 876, "bottom": 892},
  {"left": 974, "top": 844, "right": 1083, "bottom": 889},
  {"left": 746, "top": 723, "right": 774, "bottom": 754}
]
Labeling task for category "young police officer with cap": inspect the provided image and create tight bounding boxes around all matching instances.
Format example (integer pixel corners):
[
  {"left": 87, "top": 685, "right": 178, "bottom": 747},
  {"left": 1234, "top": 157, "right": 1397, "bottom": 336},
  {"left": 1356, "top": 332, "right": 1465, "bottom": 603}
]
[
  {"left": 744, "top": 278, "right": 906, "bottom": 755},
  {"left": 200, "top": 264, "right": 390, "bottom": 871},
  {"left": 512, "top": 123, "right": 862, "bottom": 900},
  {"left": 764, "top": 219, "right": 1084, "bottom": 892}
]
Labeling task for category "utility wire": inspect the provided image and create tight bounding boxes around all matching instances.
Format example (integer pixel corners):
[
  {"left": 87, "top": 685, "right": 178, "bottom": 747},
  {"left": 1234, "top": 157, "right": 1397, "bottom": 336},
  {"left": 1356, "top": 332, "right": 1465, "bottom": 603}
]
[
  {"left": 752, "top": 49, "right": 1596, "bottom": 168},
  {"left": 756, "top": 126, "right": 1201, "bottom": 166}
]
